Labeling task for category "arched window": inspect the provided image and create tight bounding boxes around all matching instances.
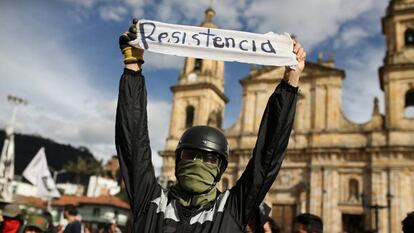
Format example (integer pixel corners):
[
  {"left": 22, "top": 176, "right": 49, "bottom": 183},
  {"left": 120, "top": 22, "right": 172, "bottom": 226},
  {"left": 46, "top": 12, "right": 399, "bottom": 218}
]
[
  {"left": 405, "top": 29, "right": 414, "bottom": 46},
  {"left": 405, "top": 89, "right": 414, "bottom": 118},
  {"left": 348, "top": 179, "right": 359, "bottom": 202},
  {"left": 185, "top": 105, "right": 195, "bottom": 128},
  {"left": 194, "top": 58, "right": 202, "bottom": 71}
]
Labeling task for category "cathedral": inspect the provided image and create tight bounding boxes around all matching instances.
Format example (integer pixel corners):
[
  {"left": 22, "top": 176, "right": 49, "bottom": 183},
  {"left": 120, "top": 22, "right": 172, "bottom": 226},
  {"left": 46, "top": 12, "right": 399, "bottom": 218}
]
[{"left": 160, "top": 1, "right": 414, "bottom": 232}]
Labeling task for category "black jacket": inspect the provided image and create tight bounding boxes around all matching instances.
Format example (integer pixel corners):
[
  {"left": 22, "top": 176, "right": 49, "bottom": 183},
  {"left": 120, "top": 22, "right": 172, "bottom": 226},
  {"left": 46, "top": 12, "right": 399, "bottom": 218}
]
[{"left": 115, "top": 68, "right": 298, "bottom": 233}]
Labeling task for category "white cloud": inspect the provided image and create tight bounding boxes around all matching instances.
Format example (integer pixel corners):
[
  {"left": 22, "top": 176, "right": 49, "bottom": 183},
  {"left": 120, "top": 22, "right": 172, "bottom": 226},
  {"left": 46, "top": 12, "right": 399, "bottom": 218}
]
[
  {"left": 145, "top": 52, "right": 184, "bottom": 70},
  {"left": 124, "top": 0, "right": 147, "bottom": 18},
  {"left": 62, "top": 0, "right": 98, "bottom": 8},
  {"left": 99, "top": 5, "right": 128, "bottom": 22},
  {"left": 151, "top": 0, "right": 244, "bottom": 29},
  {"left": 341, "top": 43, "right": 385, "bottom": 123},
  {"left": 334, "top": 26, "right": 371, "bottom": 49},
  {"left": 147, "top": 100, "right": 171, "bottom": 174},
  {"left": 243, "top": 0, "right": 384, "bottom": 49}
]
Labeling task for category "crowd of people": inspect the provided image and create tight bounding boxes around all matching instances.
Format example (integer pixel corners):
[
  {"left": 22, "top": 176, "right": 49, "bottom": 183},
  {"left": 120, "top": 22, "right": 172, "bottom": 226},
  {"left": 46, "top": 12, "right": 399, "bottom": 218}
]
[
  {"left": 245, "top": 208, "right": 414, "bottom": 233},
  {"left": 2, "top": 200, "right": 413, "bottom": 233},
  {"left": 245, "top": 204, "right": 324, "bottom": 233},
  {"left": 0, "top": 203, "right": 122, "bottom": 233}
]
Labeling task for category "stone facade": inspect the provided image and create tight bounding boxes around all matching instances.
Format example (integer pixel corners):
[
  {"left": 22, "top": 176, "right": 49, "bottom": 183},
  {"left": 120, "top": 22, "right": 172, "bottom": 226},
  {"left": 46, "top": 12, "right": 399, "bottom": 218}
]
[{"left": 160, "top": 1, "right": 414, "bottom": 232}]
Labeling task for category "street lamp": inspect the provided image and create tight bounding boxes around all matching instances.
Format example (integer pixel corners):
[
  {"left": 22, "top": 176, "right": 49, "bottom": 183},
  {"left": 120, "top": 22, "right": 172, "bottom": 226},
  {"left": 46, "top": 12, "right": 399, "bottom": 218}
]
[
  {"left": 47, "top": 167, "right": 66, "bottom": 211},
  {"left": 7, "top": 95, "right": 28, "bottom": 125},
  {"left": 360, "top": 192, "right": 393, "bottom": 233}
]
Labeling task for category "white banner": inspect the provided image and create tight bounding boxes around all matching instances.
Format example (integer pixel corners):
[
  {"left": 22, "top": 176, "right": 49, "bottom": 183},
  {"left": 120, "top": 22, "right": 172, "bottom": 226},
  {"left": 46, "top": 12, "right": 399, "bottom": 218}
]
[
  {"left": 130, "top": 20, "right": 298, "bottom": 67},
  {"left": 23, "top": 147, "right": 60, "bottom": 198}
]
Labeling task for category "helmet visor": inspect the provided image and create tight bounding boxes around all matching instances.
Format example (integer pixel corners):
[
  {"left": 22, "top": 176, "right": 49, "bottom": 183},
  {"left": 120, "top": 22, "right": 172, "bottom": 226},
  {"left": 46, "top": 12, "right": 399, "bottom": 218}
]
[{"left": 180, "top": 149, "right": 221, "bottom": 166}]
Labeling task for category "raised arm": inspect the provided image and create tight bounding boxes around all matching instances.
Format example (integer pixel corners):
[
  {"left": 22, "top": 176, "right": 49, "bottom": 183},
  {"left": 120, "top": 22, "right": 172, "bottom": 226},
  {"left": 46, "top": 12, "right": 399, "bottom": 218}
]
[
  {"left": 115, "top": 20, "right": 158, "bottom": 215},
  {"left": 228, "top": 41, "right": 306, "bottom": 226}
]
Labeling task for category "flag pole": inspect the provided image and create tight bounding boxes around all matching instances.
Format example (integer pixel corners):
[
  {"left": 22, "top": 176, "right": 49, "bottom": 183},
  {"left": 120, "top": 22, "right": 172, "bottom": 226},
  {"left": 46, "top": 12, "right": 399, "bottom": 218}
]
[{"left": 47, "top": 167, "right": 65, "bottom": 211}]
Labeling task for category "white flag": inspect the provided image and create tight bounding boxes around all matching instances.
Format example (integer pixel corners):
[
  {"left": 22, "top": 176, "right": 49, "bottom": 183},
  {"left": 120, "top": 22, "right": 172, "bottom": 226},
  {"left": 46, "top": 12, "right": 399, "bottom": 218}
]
[
  {"left": 130, "top": 20, "right": 298, "bottom": 67},
  {"left": 23, "top": 147, "right": 60, "bottom": 198},
  {"left": 0, "top": 126, "right": 15, "bottom": 202}
]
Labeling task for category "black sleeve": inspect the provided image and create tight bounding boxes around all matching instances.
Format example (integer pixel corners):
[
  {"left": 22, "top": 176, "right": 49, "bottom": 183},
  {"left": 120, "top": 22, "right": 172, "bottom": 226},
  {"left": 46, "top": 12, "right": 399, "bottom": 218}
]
[
  {"left": 115, "top": 68, "right": 159, "bottom": 215},
  {"left": 227, "top": 80, "right": 298, "bottom": 225}
]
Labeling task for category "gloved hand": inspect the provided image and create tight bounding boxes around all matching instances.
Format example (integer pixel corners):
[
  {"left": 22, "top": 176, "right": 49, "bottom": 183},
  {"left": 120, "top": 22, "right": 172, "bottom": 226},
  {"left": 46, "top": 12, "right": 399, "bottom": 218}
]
[{"left": 119, "top": 18, "right": 144, "bottom": 64}]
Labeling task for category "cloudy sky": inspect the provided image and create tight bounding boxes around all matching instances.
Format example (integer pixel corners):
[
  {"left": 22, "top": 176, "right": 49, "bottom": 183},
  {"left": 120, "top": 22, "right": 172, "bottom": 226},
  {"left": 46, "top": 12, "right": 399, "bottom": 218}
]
[{"left": 0, "top": 0, "right": 397, "bottom": 173}]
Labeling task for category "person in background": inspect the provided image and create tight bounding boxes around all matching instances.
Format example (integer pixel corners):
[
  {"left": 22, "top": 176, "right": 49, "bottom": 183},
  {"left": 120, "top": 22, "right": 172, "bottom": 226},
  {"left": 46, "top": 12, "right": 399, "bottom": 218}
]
[
  {"left": 263, "top": 217, "right": 280, "bottom": 233},
  {"left": 83, "top": 223, "right": 92, "bottom": 233},
  {"left": 108, "top": 220, "right": 122, "bottom": 233},
  {"left": 246, "top": 203, "right": 280, "bottom": 233},
  {"left": 1, "top": 203, "right": 23, "bottom": 233},
  {"left": 56, "top": 224, "right": 64, "bottom": 233},
  {"left": 62, "top": 205, "right": 81, "bottom": 233},
  {"left": 293, "top": 213, "right": 323, "bottom": 233},
  {"left": 42, "top": 211, "right": 55, "bottom": 233},
  {"left": 402, "top": 211, "right": 414, "bottom": 233},
  {"left": 97, "top": 223, "right": 105, "bottom": 233},
  {"left": 23, "top": 214, "right": 49, "bottom": 233}
]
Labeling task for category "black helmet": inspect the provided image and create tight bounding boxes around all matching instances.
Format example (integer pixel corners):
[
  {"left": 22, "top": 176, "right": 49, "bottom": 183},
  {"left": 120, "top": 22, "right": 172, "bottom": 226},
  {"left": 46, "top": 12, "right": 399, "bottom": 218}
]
[{"left": 175, "top": 125, "right": 229, "bottom": 181}]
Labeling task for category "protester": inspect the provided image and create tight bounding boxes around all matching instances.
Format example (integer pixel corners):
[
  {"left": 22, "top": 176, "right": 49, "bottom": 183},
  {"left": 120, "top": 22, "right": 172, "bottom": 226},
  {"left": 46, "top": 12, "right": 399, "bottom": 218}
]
[
  {"left": 402, "top": 211, "right": 414, "bottom": 233},
  {"left": 56, "top": 224, "right": 63, "bottom": 233},
  {"left": 1, "top": 203, "right": 23, "bottom": 233},
  {"left": 116, "top": 19, "right": 305, "bottom": 233},
  {"left": 83, "top": 223, "right": 92, "bottom": 233},
  {"left": 263, "top": 217, "right": 280, "bottom": 233},
  {"left": 246, "top": 203, "right": 280, "bottom": 233},
  {"left": 246, "top": 203, "right": 272, "bottom": 233},
  {"left": 293, "top": 213, "right": 323, "bottom": 233},
  {"left": 97, "top": 223, "right": 106, "bottom": 233},
  {"left": 108, "top": 220, "right": 122, "bottom": 233},
  {"left": 62, "top": 205, "right": 81, "bottom": 233},
  {"left": 42, "top": 211, "right": 55, "bottom": 233},
  {"left": 23, "top": 214, "right": 49, "bottom": 233}
]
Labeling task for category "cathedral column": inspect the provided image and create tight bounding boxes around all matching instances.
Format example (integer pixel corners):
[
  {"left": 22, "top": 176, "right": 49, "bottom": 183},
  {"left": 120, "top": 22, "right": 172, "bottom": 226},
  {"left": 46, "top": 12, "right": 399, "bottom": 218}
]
[
  {"left": 321, "top": 167, "right": 341, "bottom": 233},
  {"left": 370, "top": 167, "right": 388, "bottom": 233},
  {"left": 389, "top": 166, "right": 414, "bottom": 233},
  {"left": 309, "top": 166, "right": 323, "bottom": 216}
]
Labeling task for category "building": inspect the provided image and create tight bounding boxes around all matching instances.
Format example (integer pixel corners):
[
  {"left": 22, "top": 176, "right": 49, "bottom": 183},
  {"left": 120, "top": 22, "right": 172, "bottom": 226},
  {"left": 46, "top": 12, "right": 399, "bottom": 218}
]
[
  {"left": 52, "top": 195, "right": 129, "bottom": 227},
  {"left": 160, "top": 1, "right": 414, "bottom": 233},
  {"left": 14, "top": 194, "right": 130, "bottom": 228},
  {"left": 86, "top": 175, "right": 121, "bottom": 197}
]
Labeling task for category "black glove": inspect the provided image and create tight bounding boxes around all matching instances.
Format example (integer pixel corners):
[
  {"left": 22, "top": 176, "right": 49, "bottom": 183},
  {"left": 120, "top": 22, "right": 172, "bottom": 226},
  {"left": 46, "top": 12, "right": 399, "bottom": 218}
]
[{"left": 119, "top": 18, "right": 144, "bottom": 64}]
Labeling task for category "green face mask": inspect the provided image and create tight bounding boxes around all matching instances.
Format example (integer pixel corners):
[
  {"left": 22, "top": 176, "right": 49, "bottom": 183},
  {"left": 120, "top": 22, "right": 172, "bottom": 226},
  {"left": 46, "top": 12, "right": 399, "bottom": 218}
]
[{"left": 176, "top": 159, "right": 220, "bottom": 194}]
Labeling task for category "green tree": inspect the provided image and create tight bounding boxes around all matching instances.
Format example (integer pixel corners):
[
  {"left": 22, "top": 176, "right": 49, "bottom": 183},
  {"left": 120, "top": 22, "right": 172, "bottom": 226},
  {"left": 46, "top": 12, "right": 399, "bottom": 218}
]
[{"left": 64, "top": 157, "right": 104, "bottom": 184}]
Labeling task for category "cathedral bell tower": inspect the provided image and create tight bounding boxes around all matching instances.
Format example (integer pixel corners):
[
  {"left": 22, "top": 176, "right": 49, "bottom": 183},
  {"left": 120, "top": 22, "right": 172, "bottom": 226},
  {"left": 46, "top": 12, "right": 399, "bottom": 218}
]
[
  {"left": 160, "top": 8, "right": 229, "bottom": 179},
  {"left": 380, "top": 0, "right": 414, "bottom": 132}
]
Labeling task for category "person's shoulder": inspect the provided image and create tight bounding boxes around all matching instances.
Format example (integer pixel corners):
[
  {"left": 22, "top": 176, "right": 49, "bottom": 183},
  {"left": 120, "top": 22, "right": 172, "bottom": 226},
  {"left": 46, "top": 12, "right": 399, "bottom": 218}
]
[
  {"left": 66, "top": 221, "right": 82, "bottom": 231},
  {"left": 74, "top": 220, "right": 82, "bottom": 227}
]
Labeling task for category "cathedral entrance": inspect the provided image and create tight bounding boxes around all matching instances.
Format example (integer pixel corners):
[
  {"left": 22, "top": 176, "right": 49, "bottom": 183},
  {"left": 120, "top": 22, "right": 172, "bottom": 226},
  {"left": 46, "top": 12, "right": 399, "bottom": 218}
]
[
  {"left": 342, "top": 214, "right": 364, "bottom": 233},
  {"left": 272, "top": 204, "right": 296, "bottom": 233}
]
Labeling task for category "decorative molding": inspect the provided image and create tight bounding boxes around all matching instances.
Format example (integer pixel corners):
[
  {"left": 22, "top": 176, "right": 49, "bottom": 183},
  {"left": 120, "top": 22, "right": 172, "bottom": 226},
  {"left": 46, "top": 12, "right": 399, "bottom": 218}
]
[{"left": 171, "top": 83, "right": 229, "bottom": 103}]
